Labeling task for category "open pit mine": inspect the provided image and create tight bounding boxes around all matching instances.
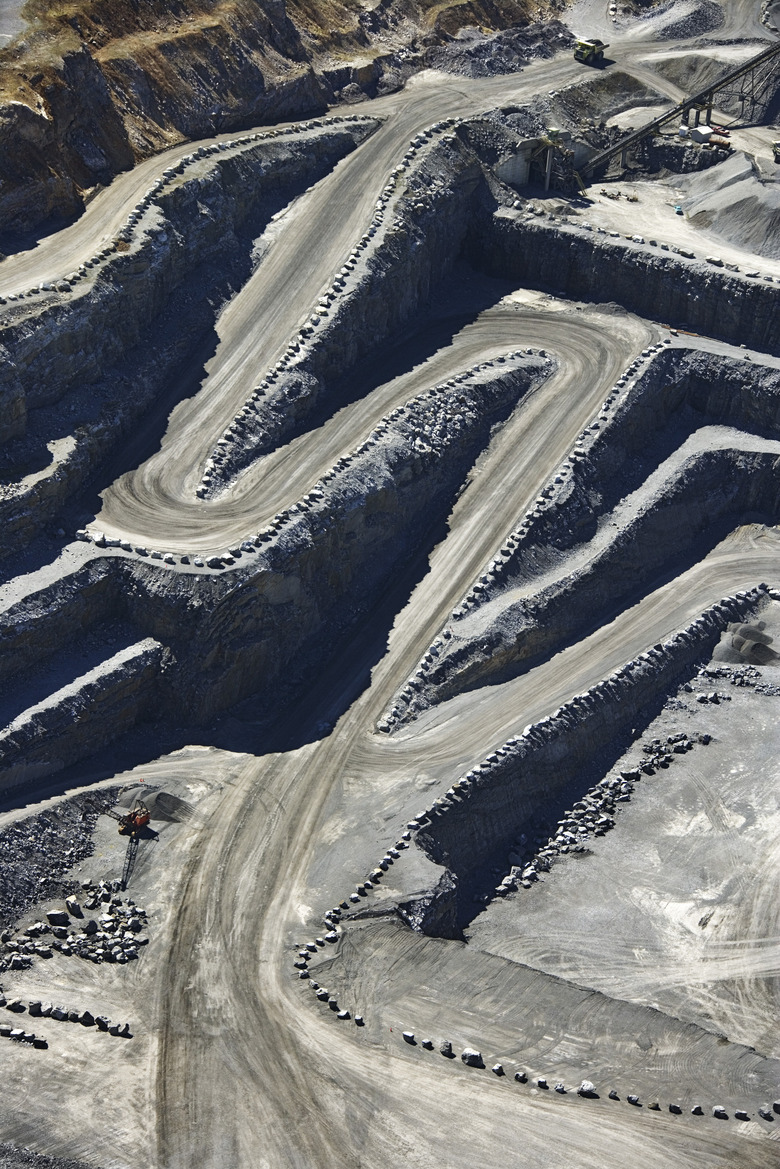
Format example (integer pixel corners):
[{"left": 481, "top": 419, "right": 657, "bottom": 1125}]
[{"left": 0, "top": 0, "right": 780, "bottom": 1164}]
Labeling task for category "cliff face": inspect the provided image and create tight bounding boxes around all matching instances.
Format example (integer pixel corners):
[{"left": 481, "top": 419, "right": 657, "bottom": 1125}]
[
  {"left": 0, "top": 44, "right": 135, "bottom": 235},
  {"left": 469, "top": 209, "right": 780, "bottom": 354},
  {"left": 0, "top": 0, "right": 542, "bottom": 239},
  {"left": 0, "top": 118, "right": 376, "bottom": 553},
  {"left": 0, "top": 355, "right": 547, "bottom": 782}
]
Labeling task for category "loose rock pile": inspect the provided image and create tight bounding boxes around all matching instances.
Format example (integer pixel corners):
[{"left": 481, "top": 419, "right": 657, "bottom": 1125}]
[
  {"left": 0, "top": 790, "right": 118, "bottom": 948},
  {"left": 1, "top": 889, "right": 148, "bottom": 972},
  {"left": 0, "top": 1142, "right": 95, "bottom": 1168},
  {"left": 489, "top": 730, "right": 706, "bottom": 902}
]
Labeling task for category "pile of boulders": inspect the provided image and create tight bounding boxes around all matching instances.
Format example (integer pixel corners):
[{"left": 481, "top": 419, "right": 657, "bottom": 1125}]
[
  {"left": 1, "top": 888, "right": 147, "bottom": 971},
  {"left": 694, "top": 661, "right": 780, "bottom": 696},
  {"left": 0, "top": 791, "right": 118, "bottom": 958},
  {"left": 488, "top": 730, "right": 707, "bottom": 901}
]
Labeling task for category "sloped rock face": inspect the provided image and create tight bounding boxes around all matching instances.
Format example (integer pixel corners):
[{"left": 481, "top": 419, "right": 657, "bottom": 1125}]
[
  {"left": 0, "top": 359, "right": 24, "bottom": 444},
  {"left": 0, "top": 122, "right": 375, "bottom": 555},
  {"left": 96, "top": 0, "right": 313, "bottom": 149},
  {"left": 509, "top": 348, "right": 780, "bottom": 559},
  {"left": 389, "top": 348, "right": 780, "bottom": 717},
  {"left": 412, "top": 590, "right": 767, "bottom": 932},
  {"left": 470, "top": 210, "right": 780, "bottom": 352},
  {"left": 0, "top": 561, "right": 119, "bottom": 688},
  {"left": 0, "top": 356, "right": 547, "bottom": 767}
]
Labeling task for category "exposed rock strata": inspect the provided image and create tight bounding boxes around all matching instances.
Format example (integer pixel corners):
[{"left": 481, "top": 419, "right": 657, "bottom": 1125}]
[
  {"left": 386, "top": 347, "right": 780, "bottom": 722},
  {"left": 0, "top": 355, "right": 547, "bottom": 777},
  {"left": 405, "top": 588, "right": 768, "bottom": 932},
  {"left": 471, "top": 209, "right": 780, "bottom": 352},
  {"left": 0, "top": 119, "right": 376, "bottom": 551}
]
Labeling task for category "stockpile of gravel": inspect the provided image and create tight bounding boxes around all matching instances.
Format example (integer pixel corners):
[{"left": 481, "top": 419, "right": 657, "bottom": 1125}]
[
  {"left": 0, "top": 790, "right": 117, "bottom": 931},
  {"left": 655, "top": 0, "right": 724, "bottom": 39},
  {"left": 0, "top": 1147, "right": 96, "bottom": 1169},
  {"left": 426, "top": 22, "right": 571, "bottom": 78}
]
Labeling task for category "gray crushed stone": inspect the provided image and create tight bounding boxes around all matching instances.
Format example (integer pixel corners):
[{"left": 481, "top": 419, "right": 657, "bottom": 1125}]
[
  {"left": 0, "top": 790, "right": 118, "bottom": 933},
  {"left": 0, "top": 1146, "right": 97, "bottom": 1169}
]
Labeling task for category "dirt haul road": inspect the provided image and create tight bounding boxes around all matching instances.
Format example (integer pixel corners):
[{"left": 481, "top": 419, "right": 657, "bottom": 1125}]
[
  {"left": 153, "top": 528, "right": 780, "bottom": 1169},
  {"left": 0, "top": 6, "right": 780, "bottom": 1169},
  {"left": 0, "top": 36, "right": 723, "bottom": 551}
]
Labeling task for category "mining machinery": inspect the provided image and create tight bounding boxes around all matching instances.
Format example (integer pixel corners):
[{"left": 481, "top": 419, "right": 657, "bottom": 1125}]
[{"left": 573, "top": 39, "right": 608, "bottom": 66}]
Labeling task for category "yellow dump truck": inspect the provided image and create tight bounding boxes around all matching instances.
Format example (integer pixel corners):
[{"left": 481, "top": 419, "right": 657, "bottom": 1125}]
[{"left": 574, "top": 38, "right": 608, "bottom": 65}]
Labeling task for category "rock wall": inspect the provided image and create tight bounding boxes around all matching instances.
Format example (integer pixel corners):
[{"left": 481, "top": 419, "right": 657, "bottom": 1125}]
[
  {"left": 386, "top": 345, "right": 780, "bottom": 721},
  {"left": 205, "top": 124, "right": 487, "bottom": 488},
  {"left": 471, "top": 209, "right": 780, "bottom": 353},
  {"left": 0, "top": 560, "right": 119, "bottom": 687},
  {"left": 0, "top": 119, "right": 376, "bottom": 555},
  {"left": 0, "top": 360, "right": 25, "bottom": 445},
  {"left": 0, "top": 638, "right": 164, "bottom": 791},
  {"left": 0, "top": 356, "right": 548, "bottom": 766},
  {"left": 410, "top": 587, "right": 768, "bottom": 933}
]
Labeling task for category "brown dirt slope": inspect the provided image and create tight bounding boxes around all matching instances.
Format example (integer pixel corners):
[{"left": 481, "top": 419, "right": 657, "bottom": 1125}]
[{"left": 0, "top": 0, "right": 542, "bottom": 238}]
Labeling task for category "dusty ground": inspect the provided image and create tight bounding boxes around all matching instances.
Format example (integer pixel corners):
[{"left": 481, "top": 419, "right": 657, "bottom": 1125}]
[
  {"left": 0, "top": 0, "right": 780, "bottom": 1167},
  {"left": 467, "top": 617, "right": 780, "bottom": 1057}
]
